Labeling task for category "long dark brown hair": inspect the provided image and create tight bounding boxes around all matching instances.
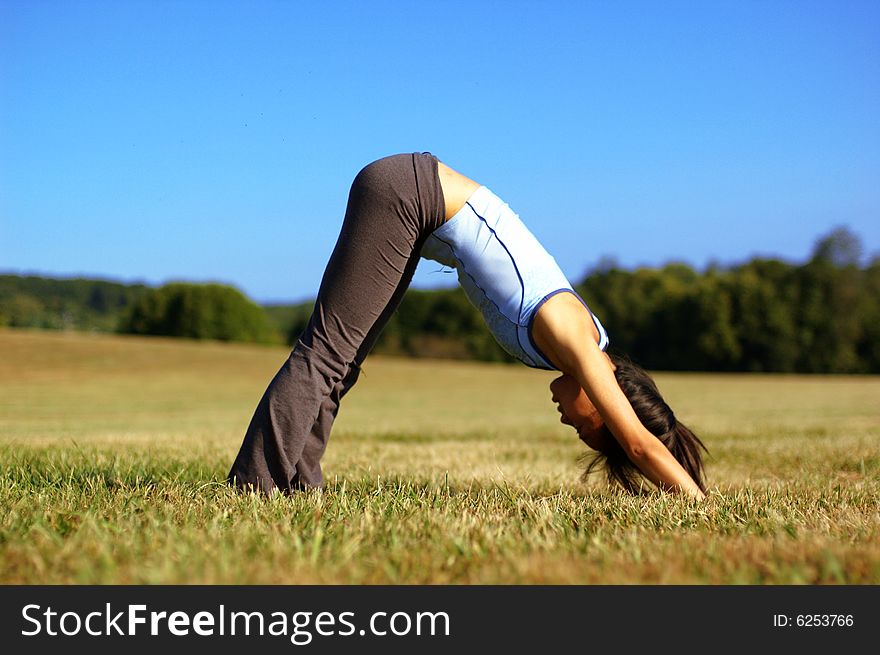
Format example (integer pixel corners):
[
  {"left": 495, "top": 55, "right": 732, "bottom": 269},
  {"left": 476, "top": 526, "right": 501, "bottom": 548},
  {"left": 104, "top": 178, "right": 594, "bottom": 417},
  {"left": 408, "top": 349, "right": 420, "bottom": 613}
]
[{"left": 581, "top": 354, "right": 708, "bottom": 493}]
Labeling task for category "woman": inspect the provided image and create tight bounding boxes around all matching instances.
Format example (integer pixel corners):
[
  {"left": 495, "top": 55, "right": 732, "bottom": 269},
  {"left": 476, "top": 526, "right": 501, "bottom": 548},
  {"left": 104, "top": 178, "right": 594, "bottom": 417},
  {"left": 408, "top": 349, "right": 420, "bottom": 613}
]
[{"left": 228, "top": 152, "right": 707, "bottom": 499}]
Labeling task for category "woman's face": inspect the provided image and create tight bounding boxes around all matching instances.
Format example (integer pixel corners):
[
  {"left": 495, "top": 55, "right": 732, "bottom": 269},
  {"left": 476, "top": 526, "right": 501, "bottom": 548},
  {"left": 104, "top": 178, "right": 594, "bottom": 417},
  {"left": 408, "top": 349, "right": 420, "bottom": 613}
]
[{"left": 549, "top": 374, "right": 611, "bottom": 452}]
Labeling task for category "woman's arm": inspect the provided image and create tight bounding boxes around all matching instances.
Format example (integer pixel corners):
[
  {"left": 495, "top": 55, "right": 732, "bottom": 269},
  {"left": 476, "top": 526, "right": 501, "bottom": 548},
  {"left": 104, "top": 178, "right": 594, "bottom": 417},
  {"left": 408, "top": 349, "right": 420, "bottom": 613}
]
[{"left": 532, "top": 293, "right": 705, "bottom": 499}]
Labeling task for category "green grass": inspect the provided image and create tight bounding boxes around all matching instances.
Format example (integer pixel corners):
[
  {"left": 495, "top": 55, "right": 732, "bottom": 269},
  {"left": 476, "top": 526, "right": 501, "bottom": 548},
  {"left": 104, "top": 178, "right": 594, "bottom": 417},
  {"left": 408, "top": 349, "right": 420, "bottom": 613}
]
[{"left": 1, "top": 329, "right": 878, "bottom": 584}]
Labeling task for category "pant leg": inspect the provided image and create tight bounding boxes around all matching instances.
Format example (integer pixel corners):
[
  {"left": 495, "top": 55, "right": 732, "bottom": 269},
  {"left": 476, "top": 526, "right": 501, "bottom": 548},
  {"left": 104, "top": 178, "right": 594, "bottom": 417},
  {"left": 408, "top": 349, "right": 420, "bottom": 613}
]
[
  {"left": 288, "top": 361, "right": 360, "bottom": 490},
  {"left": 290, "top": 250, "right": 422, "bottom": 489},
  {"left": 227, "top": 153, "right": 445, "bottom": 494}
]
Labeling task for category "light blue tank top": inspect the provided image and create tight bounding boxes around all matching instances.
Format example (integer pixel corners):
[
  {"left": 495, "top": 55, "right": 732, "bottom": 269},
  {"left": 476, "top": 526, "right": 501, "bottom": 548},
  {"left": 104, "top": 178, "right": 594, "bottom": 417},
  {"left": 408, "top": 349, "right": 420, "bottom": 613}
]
[{"left": 420, "top": 186, "right": 609, "bottom": 370}]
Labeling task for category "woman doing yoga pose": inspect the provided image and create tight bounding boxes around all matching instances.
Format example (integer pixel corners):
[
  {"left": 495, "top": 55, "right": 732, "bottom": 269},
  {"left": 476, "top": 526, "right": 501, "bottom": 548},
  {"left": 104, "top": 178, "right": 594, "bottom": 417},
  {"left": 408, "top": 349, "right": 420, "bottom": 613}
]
[{"left": 227, "top": 152, "right": 707, "bottom": 499}]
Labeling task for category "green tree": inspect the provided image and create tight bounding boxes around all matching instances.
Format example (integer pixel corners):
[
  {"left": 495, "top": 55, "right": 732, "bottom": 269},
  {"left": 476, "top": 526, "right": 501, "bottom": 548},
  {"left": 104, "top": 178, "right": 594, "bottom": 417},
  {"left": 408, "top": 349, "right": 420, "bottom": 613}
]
[
  {"left": 121, "top": 282, "right": 279, "bottom": 343},
  {"left": 727, "top": 259, "right": 799, "bottom": 372},
  {"left": 2, "top": 294, "right": 48, "bottom": 328},
  {"left": 856, "top": 256, "right": 880, "bottom": 371},
  {"left": 685, "top": 272, "right": 741, "bottom": 370},
  {"left": 811, "top": 225, "right": 863, "bottom": 267},
  {"left": 794, "top": 228, "right": 865, "bottom": 372}
]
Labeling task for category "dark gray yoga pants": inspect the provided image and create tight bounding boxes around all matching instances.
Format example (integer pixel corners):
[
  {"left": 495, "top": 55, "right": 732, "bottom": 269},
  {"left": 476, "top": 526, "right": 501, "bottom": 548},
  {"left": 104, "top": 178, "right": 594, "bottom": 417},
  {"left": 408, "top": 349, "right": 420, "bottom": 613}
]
[{"left": 227, "top": 152, "right": 446, "bottom": 494}]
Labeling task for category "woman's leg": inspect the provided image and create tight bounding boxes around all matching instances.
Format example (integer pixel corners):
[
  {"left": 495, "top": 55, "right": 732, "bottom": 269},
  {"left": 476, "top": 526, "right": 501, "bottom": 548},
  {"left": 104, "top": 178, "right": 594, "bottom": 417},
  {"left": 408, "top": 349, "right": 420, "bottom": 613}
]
[
  {"left": 290, "top": 161, "right": 482, "bottom": 488},
  {"left": 289, "top": 255, "right": 419, "bottom": 489},
  {"left": 227, "top": 153, "right": 445, "bottom": 494}
]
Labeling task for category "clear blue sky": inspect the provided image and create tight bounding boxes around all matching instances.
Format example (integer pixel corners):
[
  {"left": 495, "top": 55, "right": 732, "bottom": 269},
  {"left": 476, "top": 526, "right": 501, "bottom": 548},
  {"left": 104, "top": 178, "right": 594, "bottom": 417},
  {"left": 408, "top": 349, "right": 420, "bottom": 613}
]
[{"left": 2, "top": 0, "right": 878, "bottom": 304}]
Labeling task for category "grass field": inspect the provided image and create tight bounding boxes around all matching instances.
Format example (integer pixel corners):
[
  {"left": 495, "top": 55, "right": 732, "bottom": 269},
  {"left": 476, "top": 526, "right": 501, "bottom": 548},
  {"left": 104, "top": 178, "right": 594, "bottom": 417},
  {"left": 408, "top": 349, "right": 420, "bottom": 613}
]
[{"left": 1, "top": 329, "right": 878, "bottom": 584}]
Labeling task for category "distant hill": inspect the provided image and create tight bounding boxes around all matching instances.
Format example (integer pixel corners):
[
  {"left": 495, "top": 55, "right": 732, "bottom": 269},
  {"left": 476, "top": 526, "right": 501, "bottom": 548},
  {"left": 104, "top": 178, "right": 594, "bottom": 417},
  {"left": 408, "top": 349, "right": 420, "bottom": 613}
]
[
  {"left": 0, "top": 274, "right": 296, "bottom": 345},
  {"left": 3, "top": 225, "right": 879, "bottom": 373},
  {"left": 0, "top": 273, "right": 513, "bottom": 361},
  {"left": 0, "top": 274, "right": 152, "bottom": 332}
]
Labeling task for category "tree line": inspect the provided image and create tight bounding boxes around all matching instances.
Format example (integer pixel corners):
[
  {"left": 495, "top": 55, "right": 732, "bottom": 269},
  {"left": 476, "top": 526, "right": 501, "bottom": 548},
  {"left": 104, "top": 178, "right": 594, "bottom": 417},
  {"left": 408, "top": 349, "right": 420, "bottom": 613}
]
[
  {"left": 0, "top": 276, "right": 151, "bottom": 332},
  {"left": 2, "top": 227, "right": 877, "bottom": 373}
]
